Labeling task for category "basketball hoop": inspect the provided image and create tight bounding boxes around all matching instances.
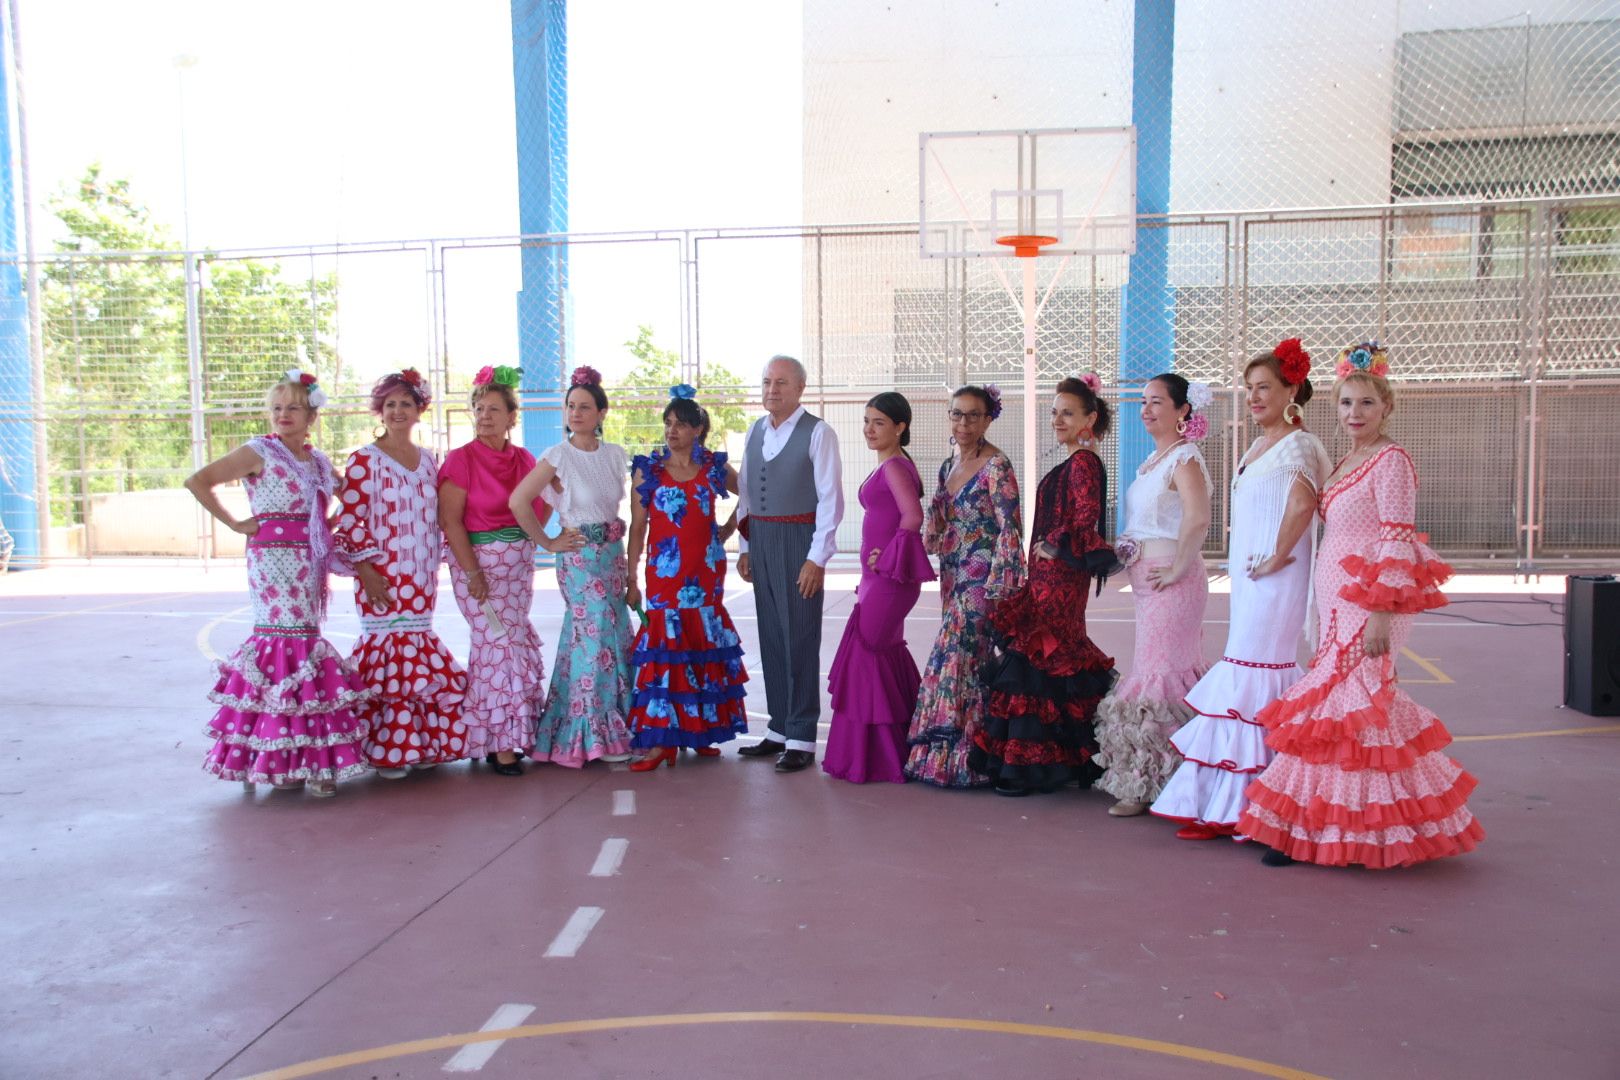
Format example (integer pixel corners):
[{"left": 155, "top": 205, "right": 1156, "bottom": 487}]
[{"left": 995, "top": 234, "right": 1060, "bottom": 258}]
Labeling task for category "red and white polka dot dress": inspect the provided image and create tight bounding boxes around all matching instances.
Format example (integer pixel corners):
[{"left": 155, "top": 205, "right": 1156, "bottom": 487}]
[{"left": 335, "top": 444, "right": 470, "bottom": 768}]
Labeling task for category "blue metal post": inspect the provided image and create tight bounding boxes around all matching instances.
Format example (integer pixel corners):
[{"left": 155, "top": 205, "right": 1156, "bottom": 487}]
[
  {"left": 1117, "top": 0, "right": 1176, "bottom": 487},
  {"left": 511, "top": 0, "right": 568, "bottom": 452},
  {"left": 0, "top": 5, "right": 39, "bottom": 566}
]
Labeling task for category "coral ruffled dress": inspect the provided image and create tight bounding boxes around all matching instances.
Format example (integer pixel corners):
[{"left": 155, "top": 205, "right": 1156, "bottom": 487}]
[{"left": 1237, "top": 445, "right": 1484, "bottom": 868}]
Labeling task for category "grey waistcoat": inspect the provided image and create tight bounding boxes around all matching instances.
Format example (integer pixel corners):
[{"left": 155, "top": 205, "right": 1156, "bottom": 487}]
[{"left": 745, "top": 412, "right": 822, "bottom": 517}]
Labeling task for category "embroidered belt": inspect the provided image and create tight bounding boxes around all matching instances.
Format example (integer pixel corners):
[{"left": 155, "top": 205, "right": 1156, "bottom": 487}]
[
  {"left": 360, "top": 612, "right": 435, "bottom": 635},
  {"left": 1222, "top": 656, "right": 1296, "bottom": 670},
  {"left": 469, "top": 526, "right": 527, "bottom": 545},
  {"left": 578, "top": 519, "right": 627, "bottom": 545},
  {"left": 253, "top": 623, "right": 319, "bottom": 638},
  {"left": 247, "top": 513, "right": 312, "bottom": 548},
  {"left": 739, "top": 512, "right": 815, "bottom": 540}
]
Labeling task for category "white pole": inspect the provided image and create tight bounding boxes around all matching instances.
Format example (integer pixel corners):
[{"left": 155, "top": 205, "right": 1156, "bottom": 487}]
[{"left": 1022, "top": 258, "right": 1037, "bottom": 537}]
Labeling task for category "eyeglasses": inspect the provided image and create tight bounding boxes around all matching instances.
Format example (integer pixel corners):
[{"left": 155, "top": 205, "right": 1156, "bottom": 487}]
[{"left": 947, "top": 410, "right": 987, "bottom": 423}]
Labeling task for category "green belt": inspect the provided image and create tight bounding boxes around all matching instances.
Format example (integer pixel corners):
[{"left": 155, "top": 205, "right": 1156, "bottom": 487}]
[{"left": 469, "top": 526, "right": 527, "bottom": 545}]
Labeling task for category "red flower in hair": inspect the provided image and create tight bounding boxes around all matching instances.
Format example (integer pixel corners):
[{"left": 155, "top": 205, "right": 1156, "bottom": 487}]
[
  {"left": 1274, "top": 338, "right": 1311, "bottom": 385},
  {"left": 298, "top": 372, "right": 317, "bottom": 387},
  {"left": 571, "top": 365, "right": 603, "bottom": 387},
  {"left": 399, "top": 367, "right": 424, "bottom": 386}
]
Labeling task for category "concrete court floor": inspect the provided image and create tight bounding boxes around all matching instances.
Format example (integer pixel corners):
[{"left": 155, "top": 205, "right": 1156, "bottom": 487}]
[{"left": 1, "top": 564, "right": 1617, "bottom": 1080}]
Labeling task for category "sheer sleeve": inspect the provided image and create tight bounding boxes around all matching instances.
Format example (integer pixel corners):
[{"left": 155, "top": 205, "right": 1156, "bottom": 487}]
[
  {"left": 923, "top": 457, "right": 951, "bottom": 555},
  {"left": 984, "top": 455, "right": 1027, "bottom": 599},
  {"left": 333, "top": 449, "right": 382, "bottom": 569},
  {"left": 1337, "top": 447, "right": 1453, "bottom": 614},
  {"left": 1046, "top": 450, "right": 1116, "bottom": 574},
  {"left": 874, "top": 457, "right": 936, "bottom": 583}
]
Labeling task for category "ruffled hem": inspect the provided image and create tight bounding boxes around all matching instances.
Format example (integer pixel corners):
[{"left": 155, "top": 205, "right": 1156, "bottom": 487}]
[
  {"left": 1093, "top": 693, "right": 1191, "bottom": 803},
  {"left": 1243, "top": 765, "right": 1479, "bottom": 833},
  {"left": 1338, "top": 549, "right": 1453, "bottom": 614},
  {"left": 630, "top": 706, "right": 747, "bottom": 748},
  {"left": 351, "top": 631, "right": 467, "bottom": 705},
  {"left": 461, "top": 706, "right": 538, "bottom": 757},
  {"left": 1183, "top": 658, "right": 1303, "bottom": 727},
  {"left": 204, "top": 758, "right": 373, "bottom": 786},
  {"left": 823, "top": 719, "right": 909, "bottom": 784},
  {"left": 204, "top": 712, "right": 366, "bottom": 750},
  {"left": 1150, "top": 752, "right": 1267, "bottom": 828},
  {"left": 827, "top": 603, "right": 923, "bottom": 728},
  {"left": 209, "top": 634, "right": 372, "bottom": 717},
  {"left": 1168, "top": 713, "right": 1274, "bottom": 774},
  {"left": 873, "top": 530, "right": 937, "bottom": 584},
  {"left": 1237, "top": 806, "right": 1485, "bottom": 869}
]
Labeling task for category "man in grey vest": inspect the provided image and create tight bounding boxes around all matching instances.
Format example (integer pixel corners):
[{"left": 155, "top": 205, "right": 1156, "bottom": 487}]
[{"left": 735, "top": 355, "right": 844, "bottom": 772}]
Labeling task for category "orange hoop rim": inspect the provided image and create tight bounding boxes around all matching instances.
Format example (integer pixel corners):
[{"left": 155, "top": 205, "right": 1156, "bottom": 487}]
[{"left": 995, "top": 234, "right": 1060, "bottom": 258}]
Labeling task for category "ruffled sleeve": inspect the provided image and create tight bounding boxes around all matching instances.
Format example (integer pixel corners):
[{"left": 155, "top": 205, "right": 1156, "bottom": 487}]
[
  {"left": 631, "top": 450, "right": 663, "bottom": 508},
  {"left": 1046, "top": 450, "right": 1116, "bottom": 576},
  {"left": 332, "top": 449, "right": 383, "bottom": 568},
  {"left": 705, "top": 450, "right": 731, "bottom": 499},
  {"left": 1337, "top": 447, "right": 1453, "bottom": 614},
  {"left": 984, "top": 454, "right": 1027, "bottom": 599},
  {"left": 873, "top": 457, "right": 936, "bottom": 583},
  {"left": 923, "top": 457, "right": 951, "bottom": 556}
]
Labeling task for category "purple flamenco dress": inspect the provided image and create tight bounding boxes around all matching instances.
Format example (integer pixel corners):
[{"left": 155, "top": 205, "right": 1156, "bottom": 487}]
[
  {"left": 823, "top": 455, "right": 935, "bottom": 783},
  {"left": 202, "top": 435, "right": 371, "bottom": 786}
]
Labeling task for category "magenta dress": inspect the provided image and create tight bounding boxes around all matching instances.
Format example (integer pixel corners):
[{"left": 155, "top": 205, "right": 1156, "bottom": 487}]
[{"left": 824, "top": 456, "right": 936, "bottom": 783}]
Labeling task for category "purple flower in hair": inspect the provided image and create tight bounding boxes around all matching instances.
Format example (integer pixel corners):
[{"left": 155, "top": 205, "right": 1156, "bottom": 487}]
[{"left": 983, "top": 383, "right": 1005, "bottom": 420}]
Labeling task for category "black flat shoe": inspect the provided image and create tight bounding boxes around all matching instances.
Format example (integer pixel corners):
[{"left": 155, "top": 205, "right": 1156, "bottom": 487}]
[
  {"left": 490, "top": 758, "right": 525, "bottom": 777},
  {"left": 1260, "top": 849, "right": 1296, "bottom": 867},
  {"left": 774, "top": 749, "right": 815, "bottom": 773},
  {"left": 737, "top": 738, "right": 786, "bottom": 758},
  {"left": 993, "top": 779, "right": 1031, "bottom": 797}
]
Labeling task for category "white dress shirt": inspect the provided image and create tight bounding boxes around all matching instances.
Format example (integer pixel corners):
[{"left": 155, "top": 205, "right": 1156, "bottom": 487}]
[{"left": 736, "top": 406, "right": 844, "bottom": 566}]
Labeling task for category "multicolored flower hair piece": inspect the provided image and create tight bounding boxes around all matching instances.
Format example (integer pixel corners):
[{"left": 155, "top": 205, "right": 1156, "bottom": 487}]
[
  {"left": 284, "top": 367, "right": 328, "bottom": 409},
  {"left": 473, "top": 365, "right": 522, "bottom": 389},
  {"left": 982, "top": 383, "right": 1005, "bottom": 421},
  {"left": 1335, "top": 341, "right": 1391, "bottom": 379},
  {"left": 1179, "top": 380, "right": 1213, "bottom": 440},
  {"left": 571, "top": 365, "right": 603, "bottom": 388},
  {"left": 1274, "top": 338, "right": 1312, "bottom": 385}
]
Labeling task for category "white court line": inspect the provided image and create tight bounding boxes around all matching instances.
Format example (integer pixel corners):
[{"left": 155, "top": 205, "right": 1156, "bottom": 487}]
[
  {"left": 195, "top": 604, "right": 252, "bottom": 663},
  {"left": 612, "top": 790, "right": 636, "bottom": 816},
  {"left": 589, "top": 838, "right": 630, "bottom": 878},
  {"left": 543, "top": 906, "right": 605, "bottom": 957},
  {"left": 441, "top": 1003, "right": 537, "bottom": 1073}
]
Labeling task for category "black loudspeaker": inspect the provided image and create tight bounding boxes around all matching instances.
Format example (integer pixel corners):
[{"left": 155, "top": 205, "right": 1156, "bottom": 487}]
[{"left": 1564, "top": 575, "right": 1620, "bottom": 717}]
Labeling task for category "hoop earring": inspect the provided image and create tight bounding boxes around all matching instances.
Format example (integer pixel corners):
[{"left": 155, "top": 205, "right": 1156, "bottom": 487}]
[
  {"left": 373, "top": 423, "right": 387, "bottom": 440},
  {"left": 1176, "top": 418, "right": 1188, "bottom": 436},
  {"left": 1282, "top": 402, "right": 1304, "bottom": 426}
]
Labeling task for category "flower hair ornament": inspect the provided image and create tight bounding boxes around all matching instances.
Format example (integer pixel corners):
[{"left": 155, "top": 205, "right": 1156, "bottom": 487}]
[
  {"left": 473, "top": 364, "right": 522, "bottom": 390},
  {"left": 1177, "top": 380, "right": 1213, "bottom": 441},
  {"left": 670, "top": 383, "right": 698, "bottom": 400},
  {"left": 395, "top": 367, "right": 431, "bottom": 407},
  {"left": 982, "top": 383, "right": 1005, "bottom": 421},
  {"left": 1274, "top": 338, "right": 1312, "bottom": 385},
  {"left": 285, "top": 368, "right": 328, "bottom": 409},
  {"left": 1335, "top": 340, "right": 1391, "bottom": 379},
  {"left": 1077, "top": 371, "right": 1102, "bottom": 394},
  {"left": 571, "top": 365, "right": 604, "bottom": 388}
]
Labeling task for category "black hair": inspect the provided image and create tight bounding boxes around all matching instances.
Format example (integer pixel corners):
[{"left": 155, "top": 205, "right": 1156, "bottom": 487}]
[
  {"left": 951, "top": 385, "right": 996, "bottom": 418},
  {"left": 866, "top": 391, "right": 913, "bottom": 456},
  {"left": 1148, "top": 372, "right": 1191, "bottom": 420},
  {"left": 663, "top": 395, "right": 711, "bottom": 445},
  {"left": 567, "top": 381, "right": 609, "bottom": 412},
  {"left": 1054, "top": 377, "right": 1113, "bottom": 439}
]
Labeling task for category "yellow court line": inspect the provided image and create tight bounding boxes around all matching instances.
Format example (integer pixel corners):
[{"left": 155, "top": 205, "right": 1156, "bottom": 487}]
[
  {"left": 238, "top": 1010, "right": 1330, "bottom": 1080},
  {"left": 196, "top": 604, "right": 253, "bottom": 663},
  {"left": 0, "top": 591, "right": 192, "bottom": 631},
  {"left": 1398, "top": 648, "right": 1453, "bottom": 685},
  {"left": 1453, "top": 725, "right": 1620, "bottom": 743}
]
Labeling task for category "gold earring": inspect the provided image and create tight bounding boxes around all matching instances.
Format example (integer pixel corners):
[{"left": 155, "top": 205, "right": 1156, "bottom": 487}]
[
  {"left": 1176, "top": 418, "right": 1188, "bottom": 436},
  {"left": 373, "top": 423, "right": 387, "bottom": 439}
]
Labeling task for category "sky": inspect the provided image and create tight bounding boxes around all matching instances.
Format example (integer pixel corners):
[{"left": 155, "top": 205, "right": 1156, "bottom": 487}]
[{"left": 13, "top": 0, "right": 804, "bottom": 382}]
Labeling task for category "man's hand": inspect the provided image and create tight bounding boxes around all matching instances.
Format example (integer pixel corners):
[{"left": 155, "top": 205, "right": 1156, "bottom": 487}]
[{"left": 797, "top": 560, "right": 824, "bottom": 599}]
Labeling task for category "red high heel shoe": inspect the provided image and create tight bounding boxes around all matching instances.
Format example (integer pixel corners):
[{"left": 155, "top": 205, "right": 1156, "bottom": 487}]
[
  {"left": 629, "top": 747, "right": 677, "bottom": 772},
  {"left": 693, "top": 746, "right": 721, "bottom": 758}
]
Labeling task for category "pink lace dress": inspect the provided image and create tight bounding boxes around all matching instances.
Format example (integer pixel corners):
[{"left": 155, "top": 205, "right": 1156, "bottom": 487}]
[{"left": 1237, "top": 445, "right": 1485, "bottom": 868}]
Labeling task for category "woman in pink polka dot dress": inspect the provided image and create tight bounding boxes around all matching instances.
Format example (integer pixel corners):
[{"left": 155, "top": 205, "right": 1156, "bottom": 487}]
[
  {"left": 186, "top": 372, "right": 371, "bottom": 796},
  {"left": 335, "top": 370, "right": 471, "bottom": 778}
]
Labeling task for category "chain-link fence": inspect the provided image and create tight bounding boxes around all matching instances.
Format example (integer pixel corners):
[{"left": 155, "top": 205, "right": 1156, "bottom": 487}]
[{"left": 1, "top": 195, "right": 1617, "bottom": 568}]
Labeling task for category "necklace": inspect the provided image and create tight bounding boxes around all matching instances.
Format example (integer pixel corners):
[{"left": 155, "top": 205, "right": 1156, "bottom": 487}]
[{"left": 1138, "top": 438, "right": 1189, "bottom": 475}]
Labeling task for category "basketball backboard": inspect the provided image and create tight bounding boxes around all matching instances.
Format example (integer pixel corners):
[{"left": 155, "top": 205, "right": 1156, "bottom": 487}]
[{"left": 919, "top": 127, "right": 1137, "bottom": 259}]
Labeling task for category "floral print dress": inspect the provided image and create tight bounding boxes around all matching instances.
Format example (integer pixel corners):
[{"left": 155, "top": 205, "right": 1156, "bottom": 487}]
[{"left": 903, "top": 453, "right": 1026, "bottom": 787}]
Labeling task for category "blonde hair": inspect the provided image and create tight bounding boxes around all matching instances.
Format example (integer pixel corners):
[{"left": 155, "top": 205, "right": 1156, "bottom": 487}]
[
  {"left": 266, "top": 377, "right": 317, "bottom": 415},
  {"left": 1334, "top": 371, "right": 1396, "bottom": 413}
]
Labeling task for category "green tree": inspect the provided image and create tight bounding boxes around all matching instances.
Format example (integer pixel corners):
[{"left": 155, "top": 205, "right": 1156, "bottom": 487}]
[
  {"left": 603, "top": 325, "right": 750, "bottom": 456},
  {"left": 41, "top": 166, "right": 351, "bottom": 523}
]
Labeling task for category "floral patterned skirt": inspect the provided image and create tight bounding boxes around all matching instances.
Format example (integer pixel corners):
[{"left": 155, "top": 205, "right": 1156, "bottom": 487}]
[
  {"left": 532, "top": 532, "right": 635, "bottom": 766},
  {"left": 449, "top": 539, "right": 545, "bottom": 757}
]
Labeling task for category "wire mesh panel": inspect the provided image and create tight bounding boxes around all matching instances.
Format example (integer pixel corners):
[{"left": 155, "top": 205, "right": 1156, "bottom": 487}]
[
  {"left": 1543, "top": 199, "right": 1620, "bottom": 378},
  {"left": 1532, "top": 382, "right": 1620, "bottom": 555}
]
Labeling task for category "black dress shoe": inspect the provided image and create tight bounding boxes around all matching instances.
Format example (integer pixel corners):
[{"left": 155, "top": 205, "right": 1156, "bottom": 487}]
[
  {"left": 774, "top": 749, "right": 815, "bottom": 773},
  {"left": 737, "top": 738, "right": 787, "bottom": 758},
  {"left": 993, "top": 778, "right": 1031, "bottom": 797},
  {"left": 489, "top": 758, "right": 525, "bottom": 777},
  {"left": 1260, "top": 849, "right": 1296, "bottom": 867}
]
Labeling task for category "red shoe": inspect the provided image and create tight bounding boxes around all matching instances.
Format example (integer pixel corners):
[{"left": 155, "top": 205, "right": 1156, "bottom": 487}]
[
  {"left": 1176, "top": 822, "right": 1220, "bottom": 840},
  {"left": 629, "top": 747, "right": 676, "bottom": 772},
  {"left": 693, "top": 746, "right": 721, "bottom": 757}
]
